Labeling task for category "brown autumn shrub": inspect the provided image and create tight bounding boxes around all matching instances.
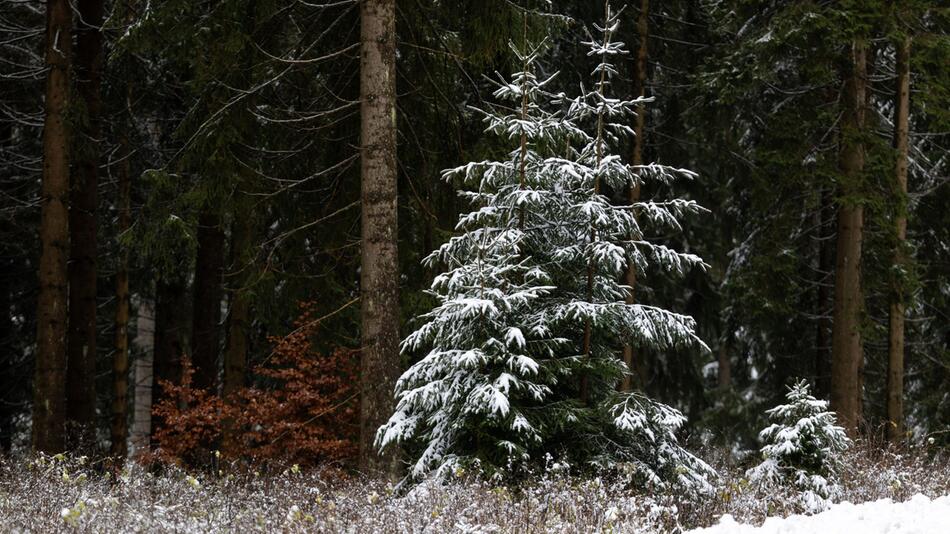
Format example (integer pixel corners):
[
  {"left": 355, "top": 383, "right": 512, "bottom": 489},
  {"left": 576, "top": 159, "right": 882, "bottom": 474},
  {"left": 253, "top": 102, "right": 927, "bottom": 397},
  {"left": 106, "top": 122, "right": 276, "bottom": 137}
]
[
  {"left": 151, "top": 301, "right": 358, "bottom": 469},
  {"left": 151, "top": 359, "right": 227, "bottom": 467}
]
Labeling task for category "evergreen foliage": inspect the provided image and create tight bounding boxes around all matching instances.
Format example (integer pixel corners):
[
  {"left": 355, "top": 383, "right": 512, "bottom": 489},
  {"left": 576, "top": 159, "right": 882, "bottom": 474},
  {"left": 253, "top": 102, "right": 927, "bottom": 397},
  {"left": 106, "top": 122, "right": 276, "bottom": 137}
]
[
  {"left": 378, "top": 4, "right": 714, "bottom": 492},
  {"left": 693, "top": 0, "right": 950, "bottom": 436},
  {"left": 748, "top": 380, "right": 850, "bottom": 499}
]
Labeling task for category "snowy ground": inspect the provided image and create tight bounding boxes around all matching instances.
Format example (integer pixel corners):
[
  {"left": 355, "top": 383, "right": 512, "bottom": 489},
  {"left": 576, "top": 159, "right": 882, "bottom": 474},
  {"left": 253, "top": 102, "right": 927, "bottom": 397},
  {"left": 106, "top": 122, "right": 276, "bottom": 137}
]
[
  {"left": 689, "top": 494, "right": 950, "bottom": 534},
  {"left": 1, "top": 448, "right": 947, "bottom": 532}
]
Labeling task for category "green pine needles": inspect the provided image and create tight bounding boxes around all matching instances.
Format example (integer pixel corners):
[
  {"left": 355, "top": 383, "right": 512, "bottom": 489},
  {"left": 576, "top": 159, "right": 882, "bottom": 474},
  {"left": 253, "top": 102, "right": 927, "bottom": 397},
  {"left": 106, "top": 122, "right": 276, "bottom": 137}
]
[
  {"left": 378, "top": 3, "right": 714, "bottom": 492},
  {"left": 748, "top": 380, "right": 850, "bottom": 502}
]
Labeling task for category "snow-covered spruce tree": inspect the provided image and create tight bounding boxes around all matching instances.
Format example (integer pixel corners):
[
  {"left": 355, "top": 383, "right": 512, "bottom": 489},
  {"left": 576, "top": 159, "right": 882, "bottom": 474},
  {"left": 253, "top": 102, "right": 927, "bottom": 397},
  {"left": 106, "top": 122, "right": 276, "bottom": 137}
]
[
  {"left": 748, "top": 380, "right": 850, "bottom": 500},
  {"left": 378, "top": 3, "right": 713, "bottom": 492}
]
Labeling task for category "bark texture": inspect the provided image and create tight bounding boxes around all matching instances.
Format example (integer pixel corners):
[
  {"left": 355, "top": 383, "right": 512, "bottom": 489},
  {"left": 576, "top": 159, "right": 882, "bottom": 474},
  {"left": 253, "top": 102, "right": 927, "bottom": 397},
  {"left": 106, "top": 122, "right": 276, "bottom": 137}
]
[
  {"left": 622, "top": 0, "right": 649, "bottom": 392},
  {"left": 130, "top": 299, "right": 154, "bottom": 455},
  {"left": 33, "top": 0, "right": 72, "bottom": 454},
  {"left": 110, "top": 120, "right": 132, "bottom": 459},
  {"left": 717, "top": 341, "right": 731, "bottom": 390},
  {"left": 0, "top": 276, "right": 13, "bottom": 452},
  {"left": 0, "top": 125, "right": 11, "bottom": 453},
  {"left": 887, "top": 35, "right": 911, "bottom": 443},
  {"left": 830, "top": 41, "right": 867, "bottom": 435},
  {"left": 65, "top": 0, "right": 105, "bottom": 448},
  {"left": 191, "top": 210, "right": 225, "bottom": 392},
  {"left": 815, "top": 187, "right": 835, "bottom": 399},
  {"left": 223, "top": 217, "right": 253, "bottom": 399},
  {"left": 359, "top": 0, "right": 400, "bottom": 475},
  {"left": 222, "top": 214, "right": 253, "bottom": 455}
]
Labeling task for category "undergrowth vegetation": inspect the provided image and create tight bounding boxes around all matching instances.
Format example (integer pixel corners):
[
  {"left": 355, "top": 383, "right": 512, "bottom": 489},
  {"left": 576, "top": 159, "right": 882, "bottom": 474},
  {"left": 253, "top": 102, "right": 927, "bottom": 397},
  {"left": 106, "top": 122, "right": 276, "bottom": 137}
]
[
  {"left": 150, "top": 301, "right": 359, "bottom": 468},
  {"left": 1, "top": 443, "right": 946, "bottom": 533}
]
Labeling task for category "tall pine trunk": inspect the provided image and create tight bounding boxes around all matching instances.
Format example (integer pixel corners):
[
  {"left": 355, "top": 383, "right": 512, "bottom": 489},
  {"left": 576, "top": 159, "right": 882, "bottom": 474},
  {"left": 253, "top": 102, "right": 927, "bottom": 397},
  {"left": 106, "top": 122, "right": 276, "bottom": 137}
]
[
  {"left": 815, "top": 187, "right": 835, "bottom": 398},
  {"left": 359, "top": 0, "right": 399, "bottom": 474},
  {"left": 0, "top": 276, "right": 12, "bottom": 452},
  {"left": 717, "top": 341, "right": 731, "bottom": 390},
  {"left": 222, "top": 214, "right": 253, "bottom": 456},
  {"left": 887, "top": 35, "right": 911, "bottom": 443},
  {"left": 222, "top": 0, "right": 258, "bottom": 409},
  {"left": 110, "top": 109, "right": 132, "bottom": 459},
  {"left": 622, "top": 0, "right": 649, "bottom": 392},
  {"left": 191, "top": 210, "right": 224, "bottom": 392},
  {"left": 129, "top": 298, "right": 154, "bottom": 455},
  {"left": 65, "top": 0, "right": 104, "bottom": 448},
  {"left": 830, "top": 40, "right": 867, "bottom": 435},
  {"left": 33, "top": 0, "right": 72, "bottom": 454},
  {"left": 0, "top": 125, "right": 11, "bottom": 453}
]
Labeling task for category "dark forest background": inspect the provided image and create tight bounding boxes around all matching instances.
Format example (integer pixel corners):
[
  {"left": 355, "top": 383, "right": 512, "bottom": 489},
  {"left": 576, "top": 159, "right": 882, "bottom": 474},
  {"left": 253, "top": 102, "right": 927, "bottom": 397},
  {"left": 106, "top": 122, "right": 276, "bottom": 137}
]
[{"left": 0, "top": 0, "right": 947, "bottom": 466}]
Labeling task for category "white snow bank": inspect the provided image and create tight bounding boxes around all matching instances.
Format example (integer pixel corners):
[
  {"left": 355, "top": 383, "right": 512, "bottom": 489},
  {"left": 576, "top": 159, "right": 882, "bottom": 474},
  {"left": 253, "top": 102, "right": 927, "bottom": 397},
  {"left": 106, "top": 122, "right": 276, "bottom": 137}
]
[{"left": 687, "top": 494, "right": 950, "bottom": 534}]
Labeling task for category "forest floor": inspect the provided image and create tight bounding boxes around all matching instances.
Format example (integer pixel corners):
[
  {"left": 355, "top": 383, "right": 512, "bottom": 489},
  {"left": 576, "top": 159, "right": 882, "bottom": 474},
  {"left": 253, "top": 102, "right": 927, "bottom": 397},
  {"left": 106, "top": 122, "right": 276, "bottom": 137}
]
[{"left": 0, "top": 445, "right": 947, "bottom": 533}]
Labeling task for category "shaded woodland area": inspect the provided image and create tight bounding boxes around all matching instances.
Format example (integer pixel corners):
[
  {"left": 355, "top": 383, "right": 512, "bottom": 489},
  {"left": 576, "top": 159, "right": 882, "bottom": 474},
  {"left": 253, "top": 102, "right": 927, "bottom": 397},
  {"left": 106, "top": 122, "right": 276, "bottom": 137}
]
[{"left": 0, "top": 0, "right": 948, "bottom": 477}]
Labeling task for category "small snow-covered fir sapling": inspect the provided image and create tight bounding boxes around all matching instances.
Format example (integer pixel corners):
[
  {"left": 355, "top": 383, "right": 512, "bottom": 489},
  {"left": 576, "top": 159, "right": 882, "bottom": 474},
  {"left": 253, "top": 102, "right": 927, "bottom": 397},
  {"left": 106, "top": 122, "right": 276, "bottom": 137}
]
[
  {"left": 377, "top": 2, "right": 713, "bottom": 492},
  {"left": 748, "top": 380, "right": 850, "bottom": 498}
]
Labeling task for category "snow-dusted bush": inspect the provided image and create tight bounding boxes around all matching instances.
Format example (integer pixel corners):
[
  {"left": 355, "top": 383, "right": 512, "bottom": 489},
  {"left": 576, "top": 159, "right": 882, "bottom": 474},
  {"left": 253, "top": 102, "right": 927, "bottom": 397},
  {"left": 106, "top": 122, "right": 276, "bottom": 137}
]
[
  {"left": 747, "top": 380, "right": 850, "bottom": 502},
  {"left": 377, "top": 4, "right": 713, "bottom": 493}
]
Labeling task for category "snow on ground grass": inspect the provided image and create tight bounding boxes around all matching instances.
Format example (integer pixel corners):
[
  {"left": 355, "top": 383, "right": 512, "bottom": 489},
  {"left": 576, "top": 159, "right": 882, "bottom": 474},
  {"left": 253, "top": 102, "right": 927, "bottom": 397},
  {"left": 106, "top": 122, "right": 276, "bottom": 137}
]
[
  {"left": 689, "top": 494, "right": 950, "bottom": 534},
  {"left": 0, "top": 455, "right": 688, "bottom": 533},
  {"left": 0, "top": 444, "right": 947, "bottom": 533}
]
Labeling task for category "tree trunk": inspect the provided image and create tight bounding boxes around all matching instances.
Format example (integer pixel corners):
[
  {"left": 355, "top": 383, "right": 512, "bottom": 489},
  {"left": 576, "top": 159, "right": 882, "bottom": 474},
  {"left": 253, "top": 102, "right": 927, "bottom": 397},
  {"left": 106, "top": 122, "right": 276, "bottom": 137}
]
[
  {"left": 359, "top": 0, "right": 399, "bottom": 475},
  {"left": 110, "top": 114, "right": 132, "bottom": 460},
  {"left": 33, "top": 0, "right": 72, "bottom": 454},
  {"left": 65, "top": 0, "right": 104, "bottom": 450},
  {"left": 222, "top": 214, "right": 253, "bottom": 456},
  {"left": 191, "top": 210, "right": 225, "bottom": 393},
  {"left": 0, "top": 125, "right": 12, "bottom": 453},
  {"left": 830, "top": 40, "right": 867, "bottom": 435},
  {"left": 717, "top": 340, "right": 731, "bottom": 390},
  {"left": 815, "top": 187, "right": 835, "bottom": 399},
  {"left": 0, "top": 276, "right": 13, "bottom": 453},
  {"left": 622, "top": 0, "right": 648, "bottom": 393},
  {"left": 887, "top": 35, "right": 911, "bottom": 443},
  {"left": 222, "top": 218, "right": 251, "bottom": 397},
  {"left": 151, "top": 279, "right": 186, "bottom": 439},
  {"left": 129, "top": 298, "right": 154, "bottom": 455}
]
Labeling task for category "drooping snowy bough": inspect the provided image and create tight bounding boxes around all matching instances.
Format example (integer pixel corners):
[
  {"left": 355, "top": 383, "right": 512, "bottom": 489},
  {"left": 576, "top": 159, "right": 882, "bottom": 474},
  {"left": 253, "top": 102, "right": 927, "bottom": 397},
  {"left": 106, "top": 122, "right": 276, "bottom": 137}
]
[{"left": 378, "top": 3, "right": 714, "bottom": 493}]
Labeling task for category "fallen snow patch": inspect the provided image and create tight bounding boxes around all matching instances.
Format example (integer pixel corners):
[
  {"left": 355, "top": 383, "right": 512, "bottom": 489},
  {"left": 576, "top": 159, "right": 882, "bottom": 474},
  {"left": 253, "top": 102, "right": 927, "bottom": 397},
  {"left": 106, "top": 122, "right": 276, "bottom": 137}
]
[{"left": 688, "top": 494, "right": 950, "bottom": 534}]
